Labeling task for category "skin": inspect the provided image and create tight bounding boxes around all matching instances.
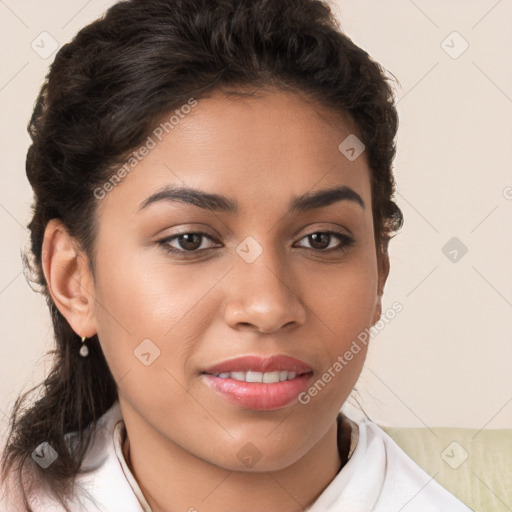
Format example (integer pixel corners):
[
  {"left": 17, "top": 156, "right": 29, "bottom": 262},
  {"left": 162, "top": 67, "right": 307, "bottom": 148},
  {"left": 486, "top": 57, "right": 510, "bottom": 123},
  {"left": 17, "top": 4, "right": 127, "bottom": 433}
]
[{"left": 42, "top": 88, "right": 389, "bottom": 512}]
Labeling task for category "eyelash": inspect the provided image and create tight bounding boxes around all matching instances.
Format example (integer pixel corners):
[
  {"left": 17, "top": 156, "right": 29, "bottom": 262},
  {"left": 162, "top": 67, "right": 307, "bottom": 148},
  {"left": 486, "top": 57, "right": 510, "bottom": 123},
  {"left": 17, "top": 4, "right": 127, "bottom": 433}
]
[{"left": 157, "top": 230, "right": 355, "bottom": 258}]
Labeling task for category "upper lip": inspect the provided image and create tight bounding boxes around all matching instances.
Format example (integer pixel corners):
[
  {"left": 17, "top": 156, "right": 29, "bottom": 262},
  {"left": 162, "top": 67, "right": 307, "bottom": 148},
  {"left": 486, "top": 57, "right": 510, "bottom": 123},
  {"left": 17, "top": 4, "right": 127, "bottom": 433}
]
[{"left": 202, "top": 355, "right": 313, "bottom": 375}]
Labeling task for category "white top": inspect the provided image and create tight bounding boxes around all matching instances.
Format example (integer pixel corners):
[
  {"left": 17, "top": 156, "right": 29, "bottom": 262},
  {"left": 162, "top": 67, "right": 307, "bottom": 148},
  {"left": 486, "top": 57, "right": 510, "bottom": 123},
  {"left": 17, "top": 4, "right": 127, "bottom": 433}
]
[{"left": 1, "top": 400, "right": 474, "bottom": 511}]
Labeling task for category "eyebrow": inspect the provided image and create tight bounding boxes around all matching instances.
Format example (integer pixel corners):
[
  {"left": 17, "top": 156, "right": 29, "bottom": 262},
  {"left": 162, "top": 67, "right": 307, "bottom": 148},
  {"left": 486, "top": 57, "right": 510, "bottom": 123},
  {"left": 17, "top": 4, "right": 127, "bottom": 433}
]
[{"left": 137, "top": 184, "right": 365, "bottom": 214}]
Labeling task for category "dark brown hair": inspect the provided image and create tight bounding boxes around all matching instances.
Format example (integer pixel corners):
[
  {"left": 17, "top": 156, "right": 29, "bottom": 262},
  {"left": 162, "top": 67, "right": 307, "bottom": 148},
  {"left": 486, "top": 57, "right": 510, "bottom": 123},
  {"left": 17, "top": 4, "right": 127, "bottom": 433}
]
[{"left": 1, "top": 0, "right": 403, "bottom": 509}]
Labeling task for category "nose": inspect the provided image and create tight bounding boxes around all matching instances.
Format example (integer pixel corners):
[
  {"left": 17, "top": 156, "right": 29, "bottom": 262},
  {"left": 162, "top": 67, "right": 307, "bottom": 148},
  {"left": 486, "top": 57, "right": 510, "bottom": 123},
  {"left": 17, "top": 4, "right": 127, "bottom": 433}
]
[{"left": 223, "top": 247, "right": 307, "bottom": 334}]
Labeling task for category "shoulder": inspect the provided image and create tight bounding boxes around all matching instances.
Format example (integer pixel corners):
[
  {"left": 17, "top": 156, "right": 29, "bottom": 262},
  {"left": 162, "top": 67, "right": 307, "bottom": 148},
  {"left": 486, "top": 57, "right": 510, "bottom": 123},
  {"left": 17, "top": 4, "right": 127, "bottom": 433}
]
[
  {"left": 364, "top": 421, "right": 473, "bottom": 510},
  {"left": 308, "top": 403, "right": 474, "bottom": 511},
  {"left": 0, "top": 457, "right": 68, "bottom": 512},
  {"left": 0, "top": 401, "right": 142, "bottom": 512},
  {"left": 350, "top": 406, "right": 474, "bottom": 511}
]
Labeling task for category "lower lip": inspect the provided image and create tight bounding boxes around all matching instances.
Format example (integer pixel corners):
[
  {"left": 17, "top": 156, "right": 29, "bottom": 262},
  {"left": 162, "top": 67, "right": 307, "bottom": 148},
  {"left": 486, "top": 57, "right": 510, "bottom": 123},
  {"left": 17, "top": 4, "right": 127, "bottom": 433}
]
[{"left": 201, "top": 373, "right": 313, "bottom": 410}]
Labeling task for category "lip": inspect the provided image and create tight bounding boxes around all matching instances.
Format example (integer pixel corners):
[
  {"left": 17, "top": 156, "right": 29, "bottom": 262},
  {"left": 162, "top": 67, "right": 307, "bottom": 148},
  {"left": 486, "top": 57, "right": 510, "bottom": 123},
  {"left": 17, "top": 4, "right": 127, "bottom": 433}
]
[
  {"left": 201, "top": 355, "right": 313, "bottom": 411},
  {"left": 202, "top": 355, "right": 313, "bottom": 375},
  {"left": 202, "top": 373, "right": 313, "bottom": 410}
]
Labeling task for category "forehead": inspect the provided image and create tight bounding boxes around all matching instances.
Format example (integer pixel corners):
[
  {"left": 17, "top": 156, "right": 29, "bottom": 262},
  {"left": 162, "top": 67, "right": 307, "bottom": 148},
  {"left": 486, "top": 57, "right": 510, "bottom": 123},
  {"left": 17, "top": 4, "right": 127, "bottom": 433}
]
[{"left": 95, "top": 89, "right": 372, "bottom": 220}]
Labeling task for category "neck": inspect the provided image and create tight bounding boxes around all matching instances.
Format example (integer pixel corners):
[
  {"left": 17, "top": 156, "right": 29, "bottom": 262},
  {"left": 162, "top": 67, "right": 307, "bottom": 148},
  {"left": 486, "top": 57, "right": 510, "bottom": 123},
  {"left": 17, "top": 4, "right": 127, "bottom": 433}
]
[{"left": 121, "top": 408, "right": 350, "bottom": 512}]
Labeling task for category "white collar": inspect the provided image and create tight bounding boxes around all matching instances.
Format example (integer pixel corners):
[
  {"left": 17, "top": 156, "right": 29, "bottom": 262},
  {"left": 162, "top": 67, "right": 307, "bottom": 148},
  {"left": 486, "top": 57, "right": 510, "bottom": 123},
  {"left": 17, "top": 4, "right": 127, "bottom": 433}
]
[{"left": 112, "top": 413, "right": 153, "bottom": 512}]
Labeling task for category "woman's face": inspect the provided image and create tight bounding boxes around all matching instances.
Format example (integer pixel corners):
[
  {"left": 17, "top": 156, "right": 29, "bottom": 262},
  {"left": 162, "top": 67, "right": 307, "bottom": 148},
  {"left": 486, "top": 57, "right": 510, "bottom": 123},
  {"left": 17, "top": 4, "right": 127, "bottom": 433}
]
[{"left": 88, "top": 89, "right": 386, "bottom": 471}]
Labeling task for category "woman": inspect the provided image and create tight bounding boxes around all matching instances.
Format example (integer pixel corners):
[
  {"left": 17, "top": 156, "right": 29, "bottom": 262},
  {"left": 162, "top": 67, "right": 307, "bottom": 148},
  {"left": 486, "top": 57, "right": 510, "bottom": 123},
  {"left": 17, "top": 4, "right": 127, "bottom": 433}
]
[{"left": 0, "top": 0, "right": 473, "bottom": 510}]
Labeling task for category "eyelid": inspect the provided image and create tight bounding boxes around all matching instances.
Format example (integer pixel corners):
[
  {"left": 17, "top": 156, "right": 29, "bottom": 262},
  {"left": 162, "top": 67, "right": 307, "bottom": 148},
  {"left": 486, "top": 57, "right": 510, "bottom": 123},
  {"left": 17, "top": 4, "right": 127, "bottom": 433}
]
[{"left": 293, "top": 222, "right": 353, "bottom": 239}]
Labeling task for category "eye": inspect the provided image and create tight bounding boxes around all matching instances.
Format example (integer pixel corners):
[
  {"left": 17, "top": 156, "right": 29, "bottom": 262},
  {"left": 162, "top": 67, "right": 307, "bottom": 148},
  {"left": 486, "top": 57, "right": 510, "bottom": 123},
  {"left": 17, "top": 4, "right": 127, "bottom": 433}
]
[
  {"left": 158, "top": 231, "right": 221, "bottom": 256},
  {"left": 294, "top": 231, "right": 354, "bottom": 253}
]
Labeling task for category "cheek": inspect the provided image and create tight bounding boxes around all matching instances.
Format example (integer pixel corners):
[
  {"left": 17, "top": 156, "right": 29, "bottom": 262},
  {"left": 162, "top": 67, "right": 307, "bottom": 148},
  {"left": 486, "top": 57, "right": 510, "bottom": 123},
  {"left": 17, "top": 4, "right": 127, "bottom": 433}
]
[
  {"left": 91, "top": 243, "right": 225, "bottom": 377},
  {"left": 296, "top": 268, "right": 376, "bottom": 413},
  {"left": 303, "top": 250, "right": 378, "bottom": 341},
  {"left": 298, "top": 249, "right": 378, "bottom": 396}
]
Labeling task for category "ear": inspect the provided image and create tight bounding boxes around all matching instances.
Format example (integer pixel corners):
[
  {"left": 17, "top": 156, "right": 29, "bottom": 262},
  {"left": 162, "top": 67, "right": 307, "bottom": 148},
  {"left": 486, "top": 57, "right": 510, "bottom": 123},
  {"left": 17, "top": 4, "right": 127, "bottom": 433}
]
[
  {"left": 371, "top": 240, "right": 390, "bottom": 325},
  {"left": 41, "top": 219, "right": 97, "bottom": 338}
]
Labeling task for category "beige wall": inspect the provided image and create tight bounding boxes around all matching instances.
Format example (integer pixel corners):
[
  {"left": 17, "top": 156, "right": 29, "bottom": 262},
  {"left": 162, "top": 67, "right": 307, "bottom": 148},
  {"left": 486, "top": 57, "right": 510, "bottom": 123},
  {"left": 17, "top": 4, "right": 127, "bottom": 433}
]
[{"left": 0, "top": 0, "right": 510, "bottom": 432}]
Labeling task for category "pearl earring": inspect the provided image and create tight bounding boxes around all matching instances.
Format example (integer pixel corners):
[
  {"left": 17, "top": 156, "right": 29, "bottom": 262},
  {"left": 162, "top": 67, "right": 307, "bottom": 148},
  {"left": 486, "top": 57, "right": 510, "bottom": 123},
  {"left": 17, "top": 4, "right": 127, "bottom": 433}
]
[{"left": 79, "top": 336, "right": 89, "bottom": 357}]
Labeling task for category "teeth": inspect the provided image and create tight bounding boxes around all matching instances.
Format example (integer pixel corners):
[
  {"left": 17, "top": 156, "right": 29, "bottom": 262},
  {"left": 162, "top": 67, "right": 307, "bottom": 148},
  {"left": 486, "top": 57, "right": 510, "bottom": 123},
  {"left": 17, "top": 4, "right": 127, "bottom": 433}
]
[
  {"left": 214, "top": 370, "right": 298, "bottom": 382},
  {"left": 263, "top": 371, "right": 280, "bottom": 383},
  {"left": 246, "top": 371, "right": 263, "bottom": 383},
  {"left": 231, "top": 371, "right": 245, "bottom": 381}
]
